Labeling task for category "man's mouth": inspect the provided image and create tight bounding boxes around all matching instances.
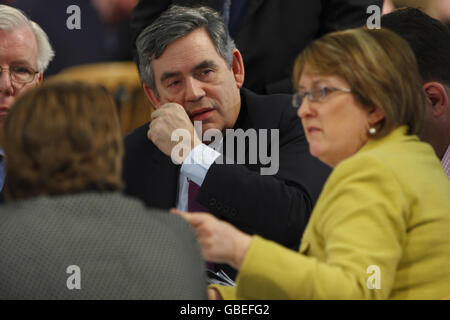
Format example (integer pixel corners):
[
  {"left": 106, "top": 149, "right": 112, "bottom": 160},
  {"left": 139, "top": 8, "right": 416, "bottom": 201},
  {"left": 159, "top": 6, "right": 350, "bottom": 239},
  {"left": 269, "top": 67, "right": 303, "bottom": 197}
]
[{"left": 190, "top": 108, "right": 214, "bottom": 121}]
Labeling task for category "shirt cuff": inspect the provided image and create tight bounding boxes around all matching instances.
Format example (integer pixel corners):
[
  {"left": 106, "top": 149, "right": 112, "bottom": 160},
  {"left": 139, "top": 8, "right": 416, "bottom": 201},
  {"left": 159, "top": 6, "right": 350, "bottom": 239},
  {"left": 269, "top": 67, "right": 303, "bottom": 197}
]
[{"left": 181, "top": 143, "right": 221, "bottom": 186}]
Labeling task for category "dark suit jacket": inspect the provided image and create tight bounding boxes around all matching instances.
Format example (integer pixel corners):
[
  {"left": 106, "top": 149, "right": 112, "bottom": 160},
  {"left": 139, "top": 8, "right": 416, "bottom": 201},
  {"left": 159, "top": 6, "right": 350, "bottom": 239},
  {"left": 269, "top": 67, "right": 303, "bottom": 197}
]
[
  {"left": 123, "top": 89, "right": 331, "bottom": 264},
  {"left": 0, "top": 192, "right": 207, "bottom": 299},
  {"left": 130, "top": 0, "right": 383, "bottom": 94}
]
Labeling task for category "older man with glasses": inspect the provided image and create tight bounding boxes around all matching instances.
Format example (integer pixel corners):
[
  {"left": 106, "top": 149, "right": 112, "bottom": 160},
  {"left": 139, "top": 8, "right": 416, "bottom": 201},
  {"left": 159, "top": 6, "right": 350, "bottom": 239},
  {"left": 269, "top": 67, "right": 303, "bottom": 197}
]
[{"left": 0, "top": 4, "right": 54, "bottom": 200}]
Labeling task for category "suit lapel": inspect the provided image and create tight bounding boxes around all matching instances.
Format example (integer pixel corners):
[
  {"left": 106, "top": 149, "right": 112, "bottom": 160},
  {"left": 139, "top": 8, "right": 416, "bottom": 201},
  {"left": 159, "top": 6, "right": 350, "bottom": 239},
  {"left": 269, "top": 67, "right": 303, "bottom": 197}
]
[{"left": 221, "top": 89, "right": 259, "bottom": 168}]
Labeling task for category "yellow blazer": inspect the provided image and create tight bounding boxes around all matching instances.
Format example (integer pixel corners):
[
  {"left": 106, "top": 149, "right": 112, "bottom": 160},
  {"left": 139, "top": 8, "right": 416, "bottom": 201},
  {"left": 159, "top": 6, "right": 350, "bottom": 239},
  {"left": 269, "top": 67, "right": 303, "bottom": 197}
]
[{"left": 215, "top": 126, "right": 450, "bottom": 299}]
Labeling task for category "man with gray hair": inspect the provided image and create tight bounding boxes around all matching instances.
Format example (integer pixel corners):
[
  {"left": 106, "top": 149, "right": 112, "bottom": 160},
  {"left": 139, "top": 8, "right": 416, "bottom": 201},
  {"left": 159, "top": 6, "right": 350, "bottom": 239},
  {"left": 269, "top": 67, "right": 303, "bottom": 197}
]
[
  {"left": 123, "top": 5, "right": 330, "bottom": 279},
  {"left": 0, "top": 4, "right": 54, "bottom": 199},
  {"left": 130, "top": 0, "right": 384, "bottom": 94}
]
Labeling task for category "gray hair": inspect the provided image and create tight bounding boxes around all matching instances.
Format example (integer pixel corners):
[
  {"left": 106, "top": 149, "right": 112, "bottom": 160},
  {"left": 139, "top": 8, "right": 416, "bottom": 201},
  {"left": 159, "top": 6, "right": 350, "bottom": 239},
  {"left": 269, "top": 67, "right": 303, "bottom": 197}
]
[
  {"left": 0, "top": 5, "right": 54, "bottom": 73},
  {"left": 136, "top": 5, "right": 236, "bottom": 95}
]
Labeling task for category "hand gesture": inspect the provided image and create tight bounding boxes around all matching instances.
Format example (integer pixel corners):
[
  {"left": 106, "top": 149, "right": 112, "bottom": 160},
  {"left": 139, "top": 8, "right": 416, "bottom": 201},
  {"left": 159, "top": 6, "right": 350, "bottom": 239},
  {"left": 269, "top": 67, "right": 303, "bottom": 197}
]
[
  {"left": 148, "top": 103, "right": 201, "bottom": 163},
  {"left": 171, "top": 209, "right": 252, "bottom": 270}
]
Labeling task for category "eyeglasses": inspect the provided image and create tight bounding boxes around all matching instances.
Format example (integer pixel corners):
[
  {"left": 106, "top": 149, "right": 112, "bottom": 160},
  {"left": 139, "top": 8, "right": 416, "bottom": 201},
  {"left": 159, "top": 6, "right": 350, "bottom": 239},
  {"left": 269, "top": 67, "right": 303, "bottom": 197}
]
[
  {"left": 292, "top": 87, "right": 352, "bottom": 108},
  {"left": 0, "top": 65, "right": 39, "bottom": 84}
]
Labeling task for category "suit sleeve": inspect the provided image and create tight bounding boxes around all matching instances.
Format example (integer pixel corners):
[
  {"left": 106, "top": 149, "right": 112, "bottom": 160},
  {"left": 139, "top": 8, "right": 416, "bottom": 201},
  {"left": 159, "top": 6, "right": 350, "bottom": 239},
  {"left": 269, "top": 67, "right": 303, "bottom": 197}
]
[{"left": 197, "top": 106, "right": 331, "bottom": 250}]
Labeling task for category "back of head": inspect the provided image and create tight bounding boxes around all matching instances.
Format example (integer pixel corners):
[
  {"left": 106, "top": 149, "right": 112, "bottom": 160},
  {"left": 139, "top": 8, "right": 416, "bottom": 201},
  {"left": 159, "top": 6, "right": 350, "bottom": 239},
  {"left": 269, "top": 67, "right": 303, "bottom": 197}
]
[
  {"left": 136, "top": 5, "right": 235, "bottom": 94},
  {"left": 293, "top": 27, "right": 426, "bottom": 138},
  {"left": 2, "top": 81, "right": 123, "bottom": 201},
  {"left": 0, "top": 4, "right": 54, "bottom": 73},
  {"left": 381, "top": 7, "right": 450, "bottom": 86}
]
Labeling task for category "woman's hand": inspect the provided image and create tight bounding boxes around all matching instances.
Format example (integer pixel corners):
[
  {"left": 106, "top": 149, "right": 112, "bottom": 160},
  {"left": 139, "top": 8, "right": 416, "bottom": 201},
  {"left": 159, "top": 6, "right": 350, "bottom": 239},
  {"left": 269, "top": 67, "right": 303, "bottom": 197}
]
[
  {"left": 171, "top": 209, "right": 252, "bottom": 270},
  {"left": 208, "top": 288, "right": 223, "bottom": 300}
]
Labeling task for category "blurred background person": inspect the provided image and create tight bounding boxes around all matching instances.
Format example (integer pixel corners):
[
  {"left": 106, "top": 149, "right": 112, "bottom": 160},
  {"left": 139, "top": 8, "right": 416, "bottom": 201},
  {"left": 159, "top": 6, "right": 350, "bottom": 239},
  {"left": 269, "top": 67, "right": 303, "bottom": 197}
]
[
  {"left": 12, "top": 0, "right": 137, "bottom": 76},
  {"left": 0, "top": 4, "right": 53, "bottom": 200},
  {"left": 390, "top": 0, "right": 450, "bottom": 27},
  {"left": 174, "top": 27, "right": 450, "bottom": 299},
  {"left": 0, "top": 81, "right": 207, "bottom": 299},
  {"left": 8, "top": 0, "right": 153, "bottom": 138},
  {"left": 383, "top": 0, "right": 396, "bottom": 13},
  {"left": 91, "top": 0, "right": 138, "bottom": 25},
  {"left": 130, "top": 0, "right": 383, "bottom": 94},
  {"left": 381, "top": 7, "right": 450, "bottom": 177},
  {"left": 434, "top": 0, "right": 450, "bottom": 25}
]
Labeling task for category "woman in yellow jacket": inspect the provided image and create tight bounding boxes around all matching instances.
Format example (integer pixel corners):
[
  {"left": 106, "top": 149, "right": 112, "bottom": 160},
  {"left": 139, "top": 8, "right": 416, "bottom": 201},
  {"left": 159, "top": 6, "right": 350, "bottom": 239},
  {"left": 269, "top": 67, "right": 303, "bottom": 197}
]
[{"left": 173, "top": 27, "right": 450, "bottom": 299}]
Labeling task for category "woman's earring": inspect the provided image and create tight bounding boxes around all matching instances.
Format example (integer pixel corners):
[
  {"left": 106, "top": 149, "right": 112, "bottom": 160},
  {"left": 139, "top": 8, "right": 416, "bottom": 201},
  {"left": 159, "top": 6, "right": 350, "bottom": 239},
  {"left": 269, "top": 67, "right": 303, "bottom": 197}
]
[{"left": 369, "top": 127, "right": 377, "bottom": 135}]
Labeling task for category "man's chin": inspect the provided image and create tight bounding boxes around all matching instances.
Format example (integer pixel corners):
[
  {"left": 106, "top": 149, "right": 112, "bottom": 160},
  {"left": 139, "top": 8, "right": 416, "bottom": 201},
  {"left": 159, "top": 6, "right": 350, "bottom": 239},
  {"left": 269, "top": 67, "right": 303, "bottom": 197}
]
[
  {"left": 200, "top": 121, "right": 223, "bottom": 133},
  {"left": 197, "top": 122, "right": 224, "bottom": 144},
  {"left": 0, "top": 115, "right": 6, "bottom": 127}
]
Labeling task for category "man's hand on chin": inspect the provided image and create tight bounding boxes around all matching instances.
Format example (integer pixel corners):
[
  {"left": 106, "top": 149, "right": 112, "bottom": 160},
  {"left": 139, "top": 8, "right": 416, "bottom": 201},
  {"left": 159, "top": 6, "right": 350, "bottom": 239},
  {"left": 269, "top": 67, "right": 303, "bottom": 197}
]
[{"left": 147, "top": 102, "right": 202, "bottom": 164}]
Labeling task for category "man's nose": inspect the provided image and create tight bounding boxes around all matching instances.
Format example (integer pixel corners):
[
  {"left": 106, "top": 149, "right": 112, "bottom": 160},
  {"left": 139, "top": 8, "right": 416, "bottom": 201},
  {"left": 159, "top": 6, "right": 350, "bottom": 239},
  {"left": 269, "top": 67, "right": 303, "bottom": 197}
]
[
  {"left": 0, "top": 69, "right": 14, "bottom": 95},
  {"left": 185, "top": 77, "right": 205, "bottom": 102}
]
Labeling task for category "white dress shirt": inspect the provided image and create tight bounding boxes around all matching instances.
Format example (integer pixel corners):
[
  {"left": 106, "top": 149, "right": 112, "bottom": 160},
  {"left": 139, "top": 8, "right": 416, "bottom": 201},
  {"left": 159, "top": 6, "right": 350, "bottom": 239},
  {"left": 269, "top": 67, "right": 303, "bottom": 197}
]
[{"left": 176, "top": 142, "right": 222, "bottom": 211}]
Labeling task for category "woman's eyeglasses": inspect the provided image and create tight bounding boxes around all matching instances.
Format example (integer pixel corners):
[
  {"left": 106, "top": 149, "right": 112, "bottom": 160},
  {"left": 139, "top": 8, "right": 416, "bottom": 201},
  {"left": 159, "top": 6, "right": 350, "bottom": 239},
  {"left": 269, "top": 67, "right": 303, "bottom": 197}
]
[{"left": 292, "top": 87, "right": 352, "bottom": 108}]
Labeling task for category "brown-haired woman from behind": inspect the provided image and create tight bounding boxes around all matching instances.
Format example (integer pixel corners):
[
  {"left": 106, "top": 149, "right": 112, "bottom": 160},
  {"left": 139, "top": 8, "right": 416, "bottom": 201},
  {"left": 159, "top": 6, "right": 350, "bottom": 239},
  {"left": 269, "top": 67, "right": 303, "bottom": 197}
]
[{"left": 0, "top": 81, "right": 207, "bottom": 300}]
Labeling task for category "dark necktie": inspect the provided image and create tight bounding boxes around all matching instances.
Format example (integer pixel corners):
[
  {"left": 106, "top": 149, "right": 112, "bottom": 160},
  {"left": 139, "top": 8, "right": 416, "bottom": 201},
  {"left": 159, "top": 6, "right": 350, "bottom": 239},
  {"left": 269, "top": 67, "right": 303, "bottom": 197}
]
[
  {"left": 187, "top": 180, "right": 216, "bottom": 271},
  {"left": 188, "top": 180, "right": 208, "bottom": 212}
]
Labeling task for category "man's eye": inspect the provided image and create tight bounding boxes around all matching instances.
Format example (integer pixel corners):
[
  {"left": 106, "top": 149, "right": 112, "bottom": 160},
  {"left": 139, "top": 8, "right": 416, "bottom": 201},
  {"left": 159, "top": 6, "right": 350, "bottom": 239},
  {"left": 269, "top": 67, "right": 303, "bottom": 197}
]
[
  {"left": 167, "top": 80, "right": 180, "bottom": 88},
  {"left": 13, "top": 67, "right": 31, "bottom": 74},
  {"left": 199, "top": 69, "right": 213, "bottom": 78}
]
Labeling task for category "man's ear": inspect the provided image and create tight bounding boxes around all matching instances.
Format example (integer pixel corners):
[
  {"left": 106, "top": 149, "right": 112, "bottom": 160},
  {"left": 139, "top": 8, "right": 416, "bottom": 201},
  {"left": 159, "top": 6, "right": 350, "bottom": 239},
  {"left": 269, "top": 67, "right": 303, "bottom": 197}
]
[
  {"left": 143, "top": 83, "right": 161, "bottom": 109},
  {"left": 423, "top": 82, "right": 448, "bottom": 117},
  {"left": 36, "top": 73, "right": 43, "bottom": 85},
  {"left": 231, "top": 49, "right": 245, "bottom": 89}
]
